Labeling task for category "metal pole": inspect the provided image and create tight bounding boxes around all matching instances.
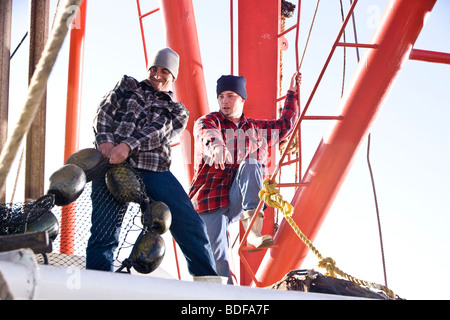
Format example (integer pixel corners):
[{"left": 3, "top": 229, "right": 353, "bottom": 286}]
[
  {"left": 0, "top": 0, "right": 12, "bottom": 203},
  {"left": 237, "top": 0, "right": 281, "bottom": 286},
  {"left": 25, "top": 0, "right": 49, "bottom": 200},
  {"left": 159, "top": 0, "right": 210, "bottom": 182},
  {"left": 409, "top": 49, "right": 450, "bottom": 65},
  {"left": 60, "top": 0, "right": 87, "bottom": 255}
]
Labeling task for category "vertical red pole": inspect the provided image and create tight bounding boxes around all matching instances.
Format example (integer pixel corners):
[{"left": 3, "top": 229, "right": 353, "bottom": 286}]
[
  {"left": 237, "top": 0, "right": 281, "bottom": 286},
  {"left": 256, "top": 0, "right": 437, "bottom": 287},
  {"left": 159, "top": 0, "right": 209, "bottom": 182},
  {"left": 60, "top": 0, "right": 87, "bottom": 255}
]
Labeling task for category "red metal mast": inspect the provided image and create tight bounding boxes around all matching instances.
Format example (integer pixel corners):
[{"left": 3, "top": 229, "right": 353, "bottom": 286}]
[
  {"left": 61, "top": 0, "right": 86, "bottom": 254},
  {"left": 159, "top": 0, "right": 210, "bottom": 182},
  {"left": 237, "top": 0, "right": 281, "bottom": 286},
  {"left": 255, "top": 0, "right": 437, "bottom": 287}
]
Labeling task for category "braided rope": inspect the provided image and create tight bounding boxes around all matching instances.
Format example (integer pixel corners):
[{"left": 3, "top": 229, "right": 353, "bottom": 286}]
[
  {"left": 0, "top": 0, "right": 83, "bottom": 193},
  {"left": 259, "top": 178, "right": 396, "bottom": 299}
]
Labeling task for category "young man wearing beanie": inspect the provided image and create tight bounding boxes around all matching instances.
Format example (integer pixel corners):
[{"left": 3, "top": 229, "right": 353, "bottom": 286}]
[
  {"left": 189, "top": 72, "right": 302, "bottom": 284},
  {"left": 87, "top": 47, "right": 218, "bottom": 278}
]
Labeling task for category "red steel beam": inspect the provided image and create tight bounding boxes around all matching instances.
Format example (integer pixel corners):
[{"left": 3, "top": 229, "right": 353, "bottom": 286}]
[
  {"left": 409, "top": 48, "right": 450, "bottom": 65},
  {"left": 238, "top": 0, "right": 280, "bottom": 122},
  {"left": 256, "top": 0, "right": 437, "bottom": 287},
  {"left": 61, "top": 0, "right": 86, "bottom": 255},
  {"left": 237, "top": 0, "right": 281, "bottom": 286},
  {"left": 136, "top": 0, "right": 160, "bottom": 68},
  {"left": 159, "top": 0, "right": 209, "bottom": 181}
]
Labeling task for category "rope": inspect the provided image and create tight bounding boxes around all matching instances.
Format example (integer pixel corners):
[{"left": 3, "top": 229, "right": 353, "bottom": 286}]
[
  {"left": 298, "top": 0, "right": 320, "bottom": 71},
  {"left": 0, "top": 0, "right": 83, "bottom": 194},
  {"left": 258, "top": 178, "right": 396, "bottom": 299},
  {"left": 367, "top": 133, "right": 389, "bottom": 288},
  {"left": 339, "top": 0, "right": 346, "bottom": 98},
  {"left": 8, "top": 1, "right": 63, "bottom": 205}
]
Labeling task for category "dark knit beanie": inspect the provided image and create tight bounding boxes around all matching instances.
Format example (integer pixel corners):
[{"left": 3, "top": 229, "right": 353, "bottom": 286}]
[{"left": 216, "top": 75, "right": 247, "bottom": 100}]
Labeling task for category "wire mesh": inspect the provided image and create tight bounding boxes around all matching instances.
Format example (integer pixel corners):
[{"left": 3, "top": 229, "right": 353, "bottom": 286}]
[{"left": 0, "top": 181, "right": 144, "bottom": 271}]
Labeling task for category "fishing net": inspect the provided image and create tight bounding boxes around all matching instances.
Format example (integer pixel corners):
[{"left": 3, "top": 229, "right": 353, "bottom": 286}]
[
  {"left": 0, "top": 194, "right": 56, "bottom": 237},
  {"left": 0, "top": 168, "right": 149, "bottom": 271}
]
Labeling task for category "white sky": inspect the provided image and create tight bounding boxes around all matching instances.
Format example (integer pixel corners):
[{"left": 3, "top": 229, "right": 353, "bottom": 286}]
[{"left": 6, "top": 0, "right": 450, "bottom": 299}]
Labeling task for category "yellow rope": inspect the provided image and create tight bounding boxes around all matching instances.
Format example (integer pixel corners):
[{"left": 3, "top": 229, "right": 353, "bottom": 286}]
[{"left": 258, "top": 178, "right": 396, "bottom": 299}]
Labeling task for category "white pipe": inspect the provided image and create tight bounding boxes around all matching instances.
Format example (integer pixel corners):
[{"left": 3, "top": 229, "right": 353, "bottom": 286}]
[{"left": 0, "top": 249, "right": 361, "bottom": 300}]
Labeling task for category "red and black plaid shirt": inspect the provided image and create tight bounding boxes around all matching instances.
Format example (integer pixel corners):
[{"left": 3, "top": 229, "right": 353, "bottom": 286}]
[{"left": 189, "top": 90, "right": 299, "bottom": 214}]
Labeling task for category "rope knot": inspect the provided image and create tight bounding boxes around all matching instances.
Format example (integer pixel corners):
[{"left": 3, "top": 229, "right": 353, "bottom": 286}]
[
  {"left": 318, "top": 257, "right": 337, "bottom": 277},
  {"left": 259, "top": 178, "right": 294, "bottom": 217}
]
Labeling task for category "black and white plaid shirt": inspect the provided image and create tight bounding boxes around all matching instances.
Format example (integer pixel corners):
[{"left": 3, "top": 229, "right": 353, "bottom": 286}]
[{"left": 93, "top": 75, "right": 189, "bottom": 172}]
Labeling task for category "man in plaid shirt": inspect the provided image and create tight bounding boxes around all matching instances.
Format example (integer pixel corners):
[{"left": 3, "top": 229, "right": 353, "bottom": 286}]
[
  {"left": 189, "top": 72, "right": 301, "bottom": 283},
  {"left": 87, "top": 48, "right": 217, "bottom": 278}
]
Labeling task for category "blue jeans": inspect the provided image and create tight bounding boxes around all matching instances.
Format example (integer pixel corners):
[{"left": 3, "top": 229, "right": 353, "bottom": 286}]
[
  {"left": 86, "top": 169, "right": 217, "bottom": 277},
  {"left": 200, "top": 159, "right": 263, "bottom": 284}
]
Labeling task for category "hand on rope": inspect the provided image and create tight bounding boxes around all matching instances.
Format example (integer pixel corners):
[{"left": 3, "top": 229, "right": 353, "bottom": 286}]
[
  {"left": 279, "top": 72, "right": 302, "bottom": 155},
  {"left": 258, "top": 178, "right": 397, "bottom": 299},
  {"left": 279, "top": 137, "right": 299, "bottom": 155}
]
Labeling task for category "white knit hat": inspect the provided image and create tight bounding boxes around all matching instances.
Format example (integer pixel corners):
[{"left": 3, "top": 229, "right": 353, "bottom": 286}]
[{"left": 148, "top": 47, "right": 179, "bottom": 79}]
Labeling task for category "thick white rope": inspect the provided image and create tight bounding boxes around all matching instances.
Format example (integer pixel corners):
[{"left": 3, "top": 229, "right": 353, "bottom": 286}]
[{"left": 0, "top": 0, "right": 83, "bottom": 194}]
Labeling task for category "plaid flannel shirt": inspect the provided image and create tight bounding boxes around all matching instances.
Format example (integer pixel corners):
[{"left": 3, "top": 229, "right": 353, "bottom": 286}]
[
  {"left": 189, "top": 90, "right": 299, "bottom": 214},
  {"left": 93, "top": 75, "right": 189, "bottom": 172}
]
